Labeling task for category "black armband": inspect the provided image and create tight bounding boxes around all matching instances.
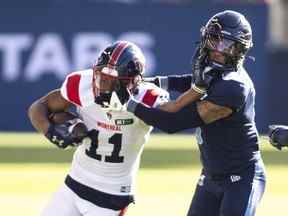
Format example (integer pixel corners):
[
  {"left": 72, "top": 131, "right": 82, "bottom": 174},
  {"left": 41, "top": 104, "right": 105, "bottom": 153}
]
[
  {"left": 134, "top": 102, "right": 204, "bottom": 133},
  {"left": 167, "top": 74, "right": 193, "bottom": 93}
]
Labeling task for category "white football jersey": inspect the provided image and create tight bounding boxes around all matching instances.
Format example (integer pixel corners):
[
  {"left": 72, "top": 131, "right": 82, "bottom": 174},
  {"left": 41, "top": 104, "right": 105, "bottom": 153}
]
[{"left": 60, "top": 69, "right": 169, "bottom": 196}]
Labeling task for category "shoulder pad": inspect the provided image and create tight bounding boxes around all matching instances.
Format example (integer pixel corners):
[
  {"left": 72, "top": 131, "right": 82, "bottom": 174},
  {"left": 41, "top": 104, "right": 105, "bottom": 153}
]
[{"left": 60, "top": 69, "right": 94, "bottom": 107}]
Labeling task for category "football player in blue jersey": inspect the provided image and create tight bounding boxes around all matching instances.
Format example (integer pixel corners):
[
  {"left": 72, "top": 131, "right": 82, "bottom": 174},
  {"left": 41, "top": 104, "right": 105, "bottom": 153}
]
[{"left": 127, "top": 10, "right": 266, "bottom": 216}]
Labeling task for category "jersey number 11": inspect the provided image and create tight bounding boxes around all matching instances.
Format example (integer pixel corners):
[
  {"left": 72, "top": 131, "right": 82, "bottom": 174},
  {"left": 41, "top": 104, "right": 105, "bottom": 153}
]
[{"left": 85, "top": 133, "right": 124, "bottom": 163}]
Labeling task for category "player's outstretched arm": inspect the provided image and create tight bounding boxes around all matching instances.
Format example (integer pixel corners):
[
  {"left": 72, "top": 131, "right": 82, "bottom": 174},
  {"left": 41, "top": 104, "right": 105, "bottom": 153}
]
[
  {"left": 127, "top": 100, "right": 205, "bottom": 133},
  {"left": 28, "top": 89, "right": 71, "bottom": 134},
  {"left": 145, "top": 63, "right": 215, "bottom": 112},
  {"left": 127, "top": 96, "right": 232, "bottom": 133},
  {"left": 143, "top": 74, "right": 193, "bottom": 93},
  {"left": 158, "top": 88, "right": 203, "bottom": 112}
]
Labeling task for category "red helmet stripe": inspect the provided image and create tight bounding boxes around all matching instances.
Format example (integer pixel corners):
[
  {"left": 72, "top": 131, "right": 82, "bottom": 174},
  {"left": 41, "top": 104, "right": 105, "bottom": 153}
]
[
  {"left": 142, "top": 89, "right": 158, "bottom": 107},
  {"left": 108, "top": 42, "right": 130, "bottom": 67},
  {"left": 66, "top": 74, "right": 82, "bottom": 106}
]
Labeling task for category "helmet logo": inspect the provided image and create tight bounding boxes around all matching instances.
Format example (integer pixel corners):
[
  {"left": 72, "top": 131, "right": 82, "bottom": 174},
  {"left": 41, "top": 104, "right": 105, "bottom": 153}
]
[
  {"left": 134, "top": 60, "right": 144, "bottom": 74},
  {"left": 207, "top": 18, "right": 222, "bottom": 36}
]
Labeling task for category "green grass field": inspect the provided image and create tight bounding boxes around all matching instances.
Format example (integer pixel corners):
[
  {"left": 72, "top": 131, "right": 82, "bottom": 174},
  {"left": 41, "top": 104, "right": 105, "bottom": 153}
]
[{"left": 0, "top": 133, "right": 287, "bottom": 216}]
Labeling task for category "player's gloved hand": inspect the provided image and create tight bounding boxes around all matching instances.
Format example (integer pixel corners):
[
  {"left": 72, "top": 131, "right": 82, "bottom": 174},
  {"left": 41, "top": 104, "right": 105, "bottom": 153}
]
[
  {"left": 143, "top": 76, "right": 168, "bottom": 90},
  {"left": 268, "top": 125, "right": 288, "bottom": 150},
  {"left": 191, "top": 47, "right": 216, "bottom": 94},
  {"left": 45, "top": 120, "right": 88, "bottom": 149}
]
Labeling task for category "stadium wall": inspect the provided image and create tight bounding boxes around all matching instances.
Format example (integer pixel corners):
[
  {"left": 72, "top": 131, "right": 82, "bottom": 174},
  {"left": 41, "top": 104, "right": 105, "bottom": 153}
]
[{"left": 0, "top": 3, "right": 270, "bottom": 132}]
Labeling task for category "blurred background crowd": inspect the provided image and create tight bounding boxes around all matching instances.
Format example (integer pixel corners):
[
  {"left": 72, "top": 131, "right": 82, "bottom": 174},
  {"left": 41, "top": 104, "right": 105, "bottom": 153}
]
[{"left": 0, "top": 0, "right": 287, "bottom": 133}]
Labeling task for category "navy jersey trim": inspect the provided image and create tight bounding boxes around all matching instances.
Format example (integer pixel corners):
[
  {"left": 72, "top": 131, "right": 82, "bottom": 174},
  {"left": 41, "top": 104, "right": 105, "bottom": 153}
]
[{"left": 65, "top": 175, "right": 134, "bottom": 211}]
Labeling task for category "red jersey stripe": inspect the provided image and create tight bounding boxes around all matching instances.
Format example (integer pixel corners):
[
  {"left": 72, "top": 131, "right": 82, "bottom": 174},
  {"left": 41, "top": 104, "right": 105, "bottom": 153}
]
[
  {"left": 119, "top": 207, "right": 128, "bottom": 216},
  {"left": 109, "top": 42, "right": 129, "bottom": 66},
  {"left": 66, "top": 74, "right": 82, "bottom": 106},
  {"left": 142, "top": 89, "right": 158, "bottom": 107}
]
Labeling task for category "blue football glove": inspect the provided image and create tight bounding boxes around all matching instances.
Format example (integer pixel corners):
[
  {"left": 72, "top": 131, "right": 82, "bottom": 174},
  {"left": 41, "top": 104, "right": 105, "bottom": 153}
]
[
  {"left": 126, "top": 86, "right": 142, "bottom": 114},
  {"left": 191, "top": 47, "right": 216, "bottom": 94},
  {"left": 45, "top": 120, "right": 88, "bottom": 149},
  {"left": 268, "top": 125, "right": 288, "bottom": 150}
]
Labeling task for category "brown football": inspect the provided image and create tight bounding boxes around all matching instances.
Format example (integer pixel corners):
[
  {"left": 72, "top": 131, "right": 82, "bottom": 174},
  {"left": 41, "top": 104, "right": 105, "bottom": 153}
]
[{"left": 49, "top": 111, "right": 78, "bottom": 124}]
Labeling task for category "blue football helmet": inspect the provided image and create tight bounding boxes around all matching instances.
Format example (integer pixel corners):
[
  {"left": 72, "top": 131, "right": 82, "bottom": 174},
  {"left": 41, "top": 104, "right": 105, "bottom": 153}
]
[
  {"left": 199, "top": 10, "right": 253, "bottom": 71},
  {"left": 93, "top": 41, "right": 145, "bottom": 107}
]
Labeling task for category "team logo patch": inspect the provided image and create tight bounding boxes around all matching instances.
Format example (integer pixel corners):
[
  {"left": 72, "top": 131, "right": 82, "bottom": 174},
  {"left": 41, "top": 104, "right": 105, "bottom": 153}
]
[
  {"left": 106, "top": 112, "right": 112, "bottom": 119},
  {"left": 115, "top": 118, "right": 134, "bottom": 125}
]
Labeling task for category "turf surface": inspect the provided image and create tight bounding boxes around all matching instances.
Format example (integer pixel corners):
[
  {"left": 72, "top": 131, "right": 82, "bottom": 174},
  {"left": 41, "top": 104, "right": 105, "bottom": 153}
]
[{"left": 0, "top": 133, "right": 287, "bottom": 215}]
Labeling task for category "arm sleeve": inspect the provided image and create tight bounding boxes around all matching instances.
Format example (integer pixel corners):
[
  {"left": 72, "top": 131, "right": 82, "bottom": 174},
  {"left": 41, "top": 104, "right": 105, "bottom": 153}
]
[
  {"left": 205, "top": 80, "right": 246, "bottom": 111},
  {"left": 167, "top": 74, "right": 193, "bottom": 93},
  {"left": 133, "top": 102, "right": 205, "bottom": 134}
]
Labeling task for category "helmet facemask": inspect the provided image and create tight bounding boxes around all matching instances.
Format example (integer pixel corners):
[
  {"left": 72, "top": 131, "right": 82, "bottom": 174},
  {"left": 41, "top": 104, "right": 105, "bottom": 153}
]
[
  {"left": 200, "top": 19, "right": 250, "bottom": 71},
  {"left": 92, "top": 41, "right": 145, "bottom": 110},
  {"left": 93, "top": 65, "right": 142, "bottom": 110}
]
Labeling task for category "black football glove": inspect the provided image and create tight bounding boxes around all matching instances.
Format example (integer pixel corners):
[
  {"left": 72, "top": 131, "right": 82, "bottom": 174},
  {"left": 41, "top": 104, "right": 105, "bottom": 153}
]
[
  {"left": 143, "top": 77, "right": 160, "bottom": 86},
  {"left": 191, "top": 47, "right": 216, "bottom": 94},
  {"left": 143, "top": 76, "right": 168, "bottom": 90},
  {"left": 268, "top": 125, "right": 288, "bottom": 150},
  {"left": 45, "top": 120, "right": 88, "bottom": 149}
]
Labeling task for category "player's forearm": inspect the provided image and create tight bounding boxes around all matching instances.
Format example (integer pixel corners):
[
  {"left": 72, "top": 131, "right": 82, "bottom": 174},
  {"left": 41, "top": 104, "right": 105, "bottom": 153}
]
[
  {"left": 159, "top": 88, "right": 203, "bottom": 112},
  {"left": 128, "top": 100, "right": 204, "bottom": 133},
  {"left": 29, "top": 90, "right": 72, "bottom": 134},
  {"left": 167, "top": 74, "right": 193, "bottom": 93},
  {"left": 28, "top": 99, "right": 51, "bottom": 134}
]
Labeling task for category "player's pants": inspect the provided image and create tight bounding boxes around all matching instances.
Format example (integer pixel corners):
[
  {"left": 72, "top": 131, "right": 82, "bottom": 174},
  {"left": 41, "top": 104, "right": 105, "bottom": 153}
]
[
  {"left": 41, "top": 176, "right": 133, "bottom": 216},
  {"left": 187, "top": 159, "right": 266, "bottom": 216}
]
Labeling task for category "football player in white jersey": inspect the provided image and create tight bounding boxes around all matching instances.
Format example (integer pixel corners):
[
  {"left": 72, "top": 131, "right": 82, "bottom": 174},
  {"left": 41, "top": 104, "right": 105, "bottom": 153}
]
[{"left": 28, "top": 41, "right": 169, "bottom": 216}]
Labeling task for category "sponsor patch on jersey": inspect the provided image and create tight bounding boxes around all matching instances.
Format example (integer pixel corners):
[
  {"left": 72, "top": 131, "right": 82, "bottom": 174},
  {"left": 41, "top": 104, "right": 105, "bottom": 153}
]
[
  {"left": 115, "top": 118, "right": 134, "bottom": 125},
  {"left": 120, "top": 186, "right": 131, "bottom": 193}
]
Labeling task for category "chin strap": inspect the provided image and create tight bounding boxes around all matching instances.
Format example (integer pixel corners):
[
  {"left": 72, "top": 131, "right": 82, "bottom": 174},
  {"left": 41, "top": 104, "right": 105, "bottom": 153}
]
[
  {"left": 107, "top": 91, "right": 127, "bottom": 111},
  {"left": 95, "top": 91, "right": 127, "bottom": 112},
  {"left": 94, "top": 92, "right": 112, "bottom": 107}
]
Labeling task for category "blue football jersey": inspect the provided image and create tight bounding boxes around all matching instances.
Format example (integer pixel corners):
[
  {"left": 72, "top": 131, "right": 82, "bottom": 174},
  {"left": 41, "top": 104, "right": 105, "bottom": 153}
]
[{"left": 195, "top": 67, "right": 260, "bottom": 176}]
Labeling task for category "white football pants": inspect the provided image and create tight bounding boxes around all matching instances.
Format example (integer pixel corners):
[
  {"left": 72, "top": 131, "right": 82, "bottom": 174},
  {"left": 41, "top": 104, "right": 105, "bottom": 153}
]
[{"left": 41, "top": 184, "right": 127, "bottom": 216}]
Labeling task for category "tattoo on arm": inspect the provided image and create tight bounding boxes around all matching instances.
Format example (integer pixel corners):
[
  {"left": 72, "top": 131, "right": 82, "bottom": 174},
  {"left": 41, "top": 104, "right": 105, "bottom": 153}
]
[{"left": 197, "top": 100, "right": 232, "bottom": 124}]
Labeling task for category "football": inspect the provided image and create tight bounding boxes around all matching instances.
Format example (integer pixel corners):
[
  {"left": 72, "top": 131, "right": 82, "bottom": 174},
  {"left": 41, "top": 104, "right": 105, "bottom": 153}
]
[{"left": 49, "top": 111, "right": 88, "bottom": 138}]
